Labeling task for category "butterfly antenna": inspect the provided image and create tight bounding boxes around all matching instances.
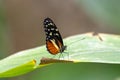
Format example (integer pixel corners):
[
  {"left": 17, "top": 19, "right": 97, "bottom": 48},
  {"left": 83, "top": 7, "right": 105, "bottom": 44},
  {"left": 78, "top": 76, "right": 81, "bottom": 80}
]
[
  {"left": 65, "top": 37, "right": 86, "bottom": 46},
  {"left": 58, "top": 53, "right": 64, "bottom": 60}
]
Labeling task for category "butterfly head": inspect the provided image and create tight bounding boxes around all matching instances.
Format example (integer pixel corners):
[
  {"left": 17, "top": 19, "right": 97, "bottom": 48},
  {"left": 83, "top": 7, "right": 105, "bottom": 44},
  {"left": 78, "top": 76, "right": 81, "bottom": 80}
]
[{"left": 60, "top": 45, "right": 67, "bottom": 53}]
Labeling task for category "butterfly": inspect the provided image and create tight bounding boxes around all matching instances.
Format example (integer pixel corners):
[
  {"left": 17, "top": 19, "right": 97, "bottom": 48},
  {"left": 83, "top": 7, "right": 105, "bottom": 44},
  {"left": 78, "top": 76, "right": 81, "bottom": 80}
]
[{"left": 43, "top": 17, "right": 67, "bottom": 55}]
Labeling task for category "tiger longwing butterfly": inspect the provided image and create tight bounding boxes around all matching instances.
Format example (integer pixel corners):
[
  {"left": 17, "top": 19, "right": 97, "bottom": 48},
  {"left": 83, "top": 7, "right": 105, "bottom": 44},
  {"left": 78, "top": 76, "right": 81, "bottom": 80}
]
[{"left": 43, "top": 17, "right": 67, "bottom": 55}]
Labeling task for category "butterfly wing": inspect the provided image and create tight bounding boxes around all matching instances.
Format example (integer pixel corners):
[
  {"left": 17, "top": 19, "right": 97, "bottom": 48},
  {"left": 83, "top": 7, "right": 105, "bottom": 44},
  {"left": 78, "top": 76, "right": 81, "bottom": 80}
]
[{"left": 43, "top": 18, "right": 64, "bottom": 55}]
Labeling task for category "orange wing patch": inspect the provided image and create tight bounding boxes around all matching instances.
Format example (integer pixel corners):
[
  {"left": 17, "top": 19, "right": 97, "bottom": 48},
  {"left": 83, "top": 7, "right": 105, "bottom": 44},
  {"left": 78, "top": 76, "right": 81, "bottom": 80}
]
[{"left": 46, "top": 40, "right": 60, "bottom": 55}]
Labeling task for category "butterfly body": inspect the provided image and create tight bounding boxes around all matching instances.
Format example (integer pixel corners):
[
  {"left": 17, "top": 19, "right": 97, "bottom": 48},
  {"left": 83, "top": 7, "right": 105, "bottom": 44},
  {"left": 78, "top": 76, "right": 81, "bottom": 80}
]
[{"left": 44, "top": 18, "right": 66, "bottom": 55}]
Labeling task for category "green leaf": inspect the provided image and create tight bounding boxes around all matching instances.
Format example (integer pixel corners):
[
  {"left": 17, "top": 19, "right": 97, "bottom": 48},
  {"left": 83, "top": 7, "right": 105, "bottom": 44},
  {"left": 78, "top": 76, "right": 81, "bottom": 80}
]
[
  {"left": 0, "top": 60, "right": 36, "bottom": 77},
  {"left": 66, "top": 33, "right": 120, "bottom": 63},
  {"left": 0, "top": 33, "right": 120, "bottom": 77}
]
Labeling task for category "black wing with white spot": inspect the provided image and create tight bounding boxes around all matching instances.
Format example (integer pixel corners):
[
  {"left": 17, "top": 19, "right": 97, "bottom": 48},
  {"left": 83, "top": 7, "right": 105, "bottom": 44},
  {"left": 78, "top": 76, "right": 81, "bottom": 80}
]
[{"left": 43, "top": 17, "right": 64, "bottom": 45}]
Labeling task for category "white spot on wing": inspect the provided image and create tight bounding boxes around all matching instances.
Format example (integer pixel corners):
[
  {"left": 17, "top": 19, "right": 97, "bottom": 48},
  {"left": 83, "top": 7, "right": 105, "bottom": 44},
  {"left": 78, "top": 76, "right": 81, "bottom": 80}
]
[
  {"left": 46, "top": 20, "right": 49, "bottom": 22},
  {"left": 48, "top": 29, "right": 50, "bottom": 31},
  {"left": 55, "top": 33, "right": 59, "bottom": 36},
  {"left": 48, "top": 23, "right": 51, "bottom": 25},
  {"left": 51, "top": 28, "right": 55, "bottom": 30},
  {"left": 46, "top": 37, "right": 49, "bottom": 40},
  {"left": 45, "top": 25, "right": 48, "bottom": 27},
  {"left": 56, "top": 29, "right": 58, "bottom": 31},
  {"left": 49, "top": 32, "right": 52, "bottom": 35},
  {"left": 50, "top": 23, "right": 53, "bottom": 25}
]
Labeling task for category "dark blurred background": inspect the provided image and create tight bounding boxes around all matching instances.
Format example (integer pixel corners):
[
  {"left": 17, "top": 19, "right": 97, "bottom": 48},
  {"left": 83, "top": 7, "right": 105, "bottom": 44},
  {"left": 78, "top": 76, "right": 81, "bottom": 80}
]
[{"left": 1, "top": 0, "right": 120, "bottom": 80}]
